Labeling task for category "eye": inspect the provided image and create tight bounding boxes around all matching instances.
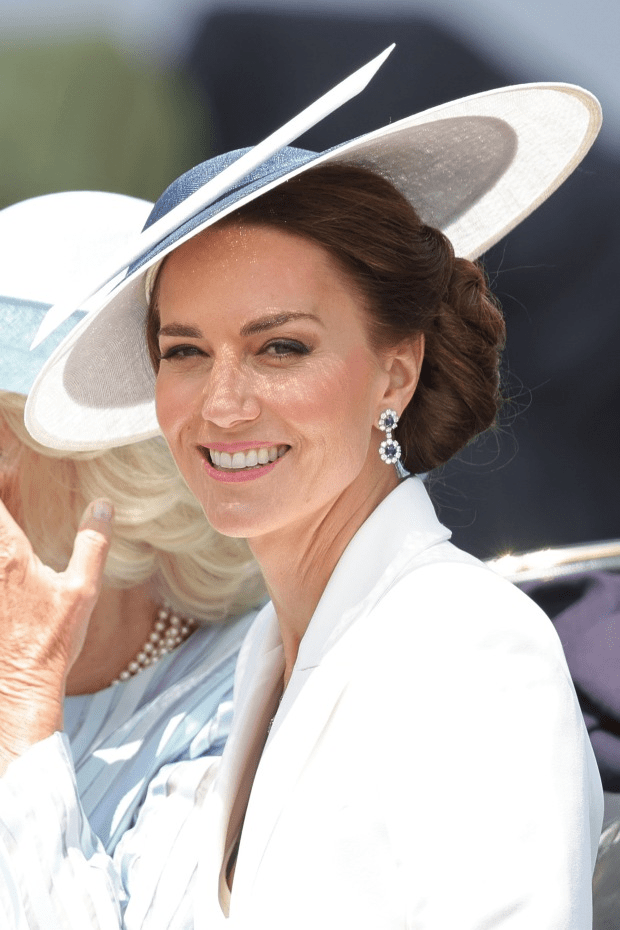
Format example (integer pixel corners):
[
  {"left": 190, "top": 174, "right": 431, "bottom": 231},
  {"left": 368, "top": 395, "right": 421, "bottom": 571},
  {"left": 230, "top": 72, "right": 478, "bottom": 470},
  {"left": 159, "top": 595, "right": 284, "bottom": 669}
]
[
  {"left": 159, "top": 343, "right": 206, "bottom": 362},
  {"left": 262, "top": 339, "right": 311, "bottom": 358}
]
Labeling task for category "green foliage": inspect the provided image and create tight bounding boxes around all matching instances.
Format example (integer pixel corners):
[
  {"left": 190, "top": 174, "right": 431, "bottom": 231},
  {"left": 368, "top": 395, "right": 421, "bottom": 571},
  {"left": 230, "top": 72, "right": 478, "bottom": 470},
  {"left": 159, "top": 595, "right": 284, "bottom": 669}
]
[{"left": 0, "top": 38, "right": 211, "bottom": 208}]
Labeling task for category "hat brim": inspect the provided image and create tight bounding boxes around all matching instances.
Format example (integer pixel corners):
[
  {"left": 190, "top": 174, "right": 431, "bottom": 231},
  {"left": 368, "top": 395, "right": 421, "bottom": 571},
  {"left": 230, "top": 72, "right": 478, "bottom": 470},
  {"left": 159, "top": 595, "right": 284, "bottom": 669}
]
[
  {"left": 0, "top": 191, "right": 153, "bottom": 397},
  {"left": 26, "top": 82, "right": 601, "bottom": 451}
]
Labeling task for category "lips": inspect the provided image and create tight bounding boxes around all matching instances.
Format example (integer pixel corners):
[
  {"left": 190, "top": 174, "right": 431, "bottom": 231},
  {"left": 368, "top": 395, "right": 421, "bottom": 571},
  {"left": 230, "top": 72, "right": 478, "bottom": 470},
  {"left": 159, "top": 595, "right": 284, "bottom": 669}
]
[{"left": 205, "top": 444, "right": 289, "bottom": 471}]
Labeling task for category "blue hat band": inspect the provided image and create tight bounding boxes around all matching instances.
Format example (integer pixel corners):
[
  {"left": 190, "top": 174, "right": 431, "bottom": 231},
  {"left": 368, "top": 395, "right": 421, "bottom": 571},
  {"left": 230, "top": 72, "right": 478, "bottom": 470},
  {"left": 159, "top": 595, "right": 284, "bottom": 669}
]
[
  {"left": 128, "top": 145, "right": 318, "bottom": 278},
  {"left": 0, "top": 297, "right": 86, "bottom": 395}
]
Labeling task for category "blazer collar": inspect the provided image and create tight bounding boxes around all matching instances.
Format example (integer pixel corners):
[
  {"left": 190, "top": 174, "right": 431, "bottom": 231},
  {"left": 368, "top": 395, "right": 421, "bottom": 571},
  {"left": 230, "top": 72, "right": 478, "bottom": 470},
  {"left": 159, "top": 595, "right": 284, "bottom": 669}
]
[
  {"left": 194, "top": 606, "right": 284, "bottom": 928},
  {"left": 196, "top": 477, "right": 451, "bottom": 923},
  {"left": 228, "top": 479, "right": 451, "bottom": 911},
  {"left": 295, "top": 476, "right": 450, "bottom": 671}
]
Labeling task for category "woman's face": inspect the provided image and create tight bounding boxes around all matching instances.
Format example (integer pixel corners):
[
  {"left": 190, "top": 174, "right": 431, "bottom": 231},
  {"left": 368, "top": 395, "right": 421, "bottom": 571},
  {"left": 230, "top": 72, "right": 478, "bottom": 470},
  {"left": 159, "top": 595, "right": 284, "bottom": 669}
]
[{"left": 155, "top": 224, "right": 420, "bottom": 541}]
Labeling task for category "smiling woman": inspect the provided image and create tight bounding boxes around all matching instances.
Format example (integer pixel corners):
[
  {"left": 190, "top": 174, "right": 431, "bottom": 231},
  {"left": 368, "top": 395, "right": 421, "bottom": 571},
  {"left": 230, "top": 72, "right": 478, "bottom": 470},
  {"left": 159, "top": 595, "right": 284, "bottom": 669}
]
[
  {"left": 150, "top": 211, "right": 424, "bottom": 547},
  {"left": 1, "top": 65, "right": 606, "bottom": 930}
]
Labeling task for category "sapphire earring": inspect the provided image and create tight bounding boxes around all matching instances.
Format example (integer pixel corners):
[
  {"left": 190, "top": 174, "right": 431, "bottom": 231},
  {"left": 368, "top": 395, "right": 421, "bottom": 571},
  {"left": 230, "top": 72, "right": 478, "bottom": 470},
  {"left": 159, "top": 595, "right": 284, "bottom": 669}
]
[{"left": 378, "top": 409, "right": 401, "bottom": 465}]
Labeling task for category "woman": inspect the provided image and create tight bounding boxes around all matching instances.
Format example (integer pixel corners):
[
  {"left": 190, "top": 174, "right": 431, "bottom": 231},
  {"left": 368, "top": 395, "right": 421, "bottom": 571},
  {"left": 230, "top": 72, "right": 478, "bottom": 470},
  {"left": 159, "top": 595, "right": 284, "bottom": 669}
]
[
  {"left": 1, "top": 62, "right": 605, "bottom": 927},
  {"left": 0, "top": 191, "right": 264, "bottom": 919}
]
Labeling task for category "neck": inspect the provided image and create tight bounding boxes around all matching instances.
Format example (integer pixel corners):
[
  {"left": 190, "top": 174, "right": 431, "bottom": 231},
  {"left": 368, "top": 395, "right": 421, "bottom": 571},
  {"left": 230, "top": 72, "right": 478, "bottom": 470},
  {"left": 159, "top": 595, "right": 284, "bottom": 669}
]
[
  {"left": 249, "top": 468, "right": 399, "bottom": 687},
  {"left": 65, "top": 583, "right": 157, "bottom": 696}
]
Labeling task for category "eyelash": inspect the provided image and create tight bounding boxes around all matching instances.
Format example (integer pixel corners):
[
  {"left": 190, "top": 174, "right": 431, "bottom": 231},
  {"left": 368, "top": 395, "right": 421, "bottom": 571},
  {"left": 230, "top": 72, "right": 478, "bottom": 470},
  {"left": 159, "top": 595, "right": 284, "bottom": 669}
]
[
  {"left": 159, "top": 344, "right": 203, "bottom": 362},
  {"left": 262, "top": 339, "right": 311, "bottom": 358},
  {"left": 159, "top": 339, "right": 311, "bottom": 362}
]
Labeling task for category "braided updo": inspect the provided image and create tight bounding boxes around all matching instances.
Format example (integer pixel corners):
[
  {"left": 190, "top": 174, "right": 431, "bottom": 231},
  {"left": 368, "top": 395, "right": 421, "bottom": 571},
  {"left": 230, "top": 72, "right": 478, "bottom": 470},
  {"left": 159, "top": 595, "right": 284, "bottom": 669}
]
[{"left": 147, "top": 163, "right": 506, "bottom": 474}]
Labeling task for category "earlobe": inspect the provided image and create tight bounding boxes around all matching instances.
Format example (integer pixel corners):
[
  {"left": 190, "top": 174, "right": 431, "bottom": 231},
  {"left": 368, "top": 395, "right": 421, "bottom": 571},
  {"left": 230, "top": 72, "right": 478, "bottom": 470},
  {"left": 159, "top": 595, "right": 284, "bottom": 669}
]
[{"left": 381, "top": 333, "right": 425, "bottom": 414}]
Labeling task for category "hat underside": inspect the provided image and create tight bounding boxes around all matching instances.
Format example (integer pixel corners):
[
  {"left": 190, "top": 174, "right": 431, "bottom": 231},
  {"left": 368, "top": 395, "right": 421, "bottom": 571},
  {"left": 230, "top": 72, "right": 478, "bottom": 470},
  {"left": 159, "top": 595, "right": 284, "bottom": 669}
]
[{"left": 24, "top": 83, "right": 601, "bottom": 450}]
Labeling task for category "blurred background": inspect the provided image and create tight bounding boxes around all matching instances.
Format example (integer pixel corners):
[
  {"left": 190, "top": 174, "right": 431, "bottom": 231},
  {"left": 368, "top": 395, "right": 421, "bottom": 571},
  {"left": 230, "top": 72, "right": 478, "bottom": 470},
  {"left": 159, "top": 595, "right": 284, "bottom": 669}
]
[{"left": 1, "top": 0, "right": 619, "bottom": 561}]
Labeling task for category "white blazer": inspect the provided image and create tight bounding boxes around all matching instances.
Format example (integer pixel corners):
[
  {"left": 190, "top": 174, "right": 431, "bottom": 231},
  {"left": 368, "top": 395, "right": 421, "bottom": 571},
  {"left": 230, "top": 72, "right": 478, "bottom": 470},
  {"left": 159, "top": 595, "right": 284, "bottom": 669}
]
[{"left": 195, "top": 478, "right": 603, "bottom": 930}]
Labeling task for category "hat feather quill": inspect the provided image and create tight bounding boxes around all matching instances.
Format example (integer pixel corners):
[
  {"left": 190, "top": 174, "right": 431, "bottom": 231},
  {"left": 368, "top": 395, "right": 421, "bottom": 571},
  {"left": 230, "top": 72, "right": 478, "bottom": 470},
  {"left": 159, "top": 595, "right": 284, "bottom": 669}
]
[{"left": 30, "top": 44, "right": 395, "bottom": 350}]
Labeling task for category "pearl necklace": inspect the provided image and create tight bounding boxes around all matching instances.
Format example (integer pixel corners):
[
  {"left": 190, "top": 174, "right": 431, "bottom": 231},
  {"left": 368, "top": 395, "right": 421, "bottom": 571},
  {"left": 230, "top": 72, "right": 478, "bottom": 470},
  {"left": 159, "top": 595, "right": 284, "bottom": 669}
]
[{"left": 111, "top": 605, "right": 198, "bottom": 686}]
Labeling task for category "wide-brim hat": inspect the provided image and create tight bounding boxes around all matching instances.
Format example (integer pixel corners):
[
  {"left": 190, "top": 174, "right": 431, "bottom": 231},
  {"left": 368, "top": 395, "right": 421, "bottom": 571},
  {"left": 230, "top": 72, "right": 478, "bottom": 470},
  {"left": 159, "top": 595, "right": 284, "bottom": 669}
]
[
  {"left": 25, "top": 48, "right": 602, "bottom": 451},
  {"left": 0, "top": 190, "right": 152, "bottom": 397}
]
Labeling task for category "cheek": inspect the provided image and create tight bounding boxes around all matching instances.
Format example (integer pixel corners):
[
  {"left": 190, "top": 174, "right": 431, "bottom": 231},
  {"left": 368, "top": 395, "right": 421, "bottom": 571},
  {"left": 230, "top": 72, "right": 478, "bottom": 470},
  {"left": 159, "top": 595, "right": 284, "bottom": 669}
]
[
  {"left": 155, "top": 373, "right": 193, "bottom": 444},
  {"left": 320, "top": 347, "right": 386, "bottom": 429},
  {"left": 275, "top": 362, "right": 349, "bottom": 427},
  {"left": 285, "top": 351, "right": 382, "bottom": 449},
  {"left": 345, "top": 345, "right": 386, "bottom": 406}
]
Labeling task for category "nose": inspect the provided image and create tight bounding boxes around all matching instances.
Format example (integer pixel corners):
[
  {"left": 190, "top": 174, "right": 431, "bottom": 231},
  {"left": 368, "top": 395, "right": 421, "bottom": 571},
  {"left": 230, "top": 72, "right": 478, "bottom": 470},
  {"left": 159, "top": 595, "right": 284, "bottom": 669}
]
[{"left": 200, "top": 353, "right": 260, "bottom": 429}]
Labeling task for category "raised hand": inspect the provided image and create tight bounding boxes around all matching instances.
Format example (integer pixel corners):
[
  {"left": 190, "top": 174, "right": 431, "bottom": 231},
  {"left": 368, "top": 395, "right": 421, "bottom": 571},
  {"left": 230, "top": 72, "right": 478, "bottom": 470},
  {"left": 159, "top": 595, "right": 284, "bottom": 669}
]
[{"left": 0, "top": 499, "right": 113, "bottom": 774}]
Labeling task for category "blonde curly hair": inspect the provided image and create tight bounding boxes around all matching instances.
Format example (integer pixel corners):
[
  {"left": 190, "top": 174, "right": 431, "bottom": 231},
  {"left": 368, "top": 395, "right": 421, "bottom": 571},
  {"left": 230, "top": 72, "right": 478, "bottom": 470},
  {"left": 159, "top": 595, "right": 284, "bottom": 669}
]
[{"left": 0, "top": 391, "right": 265, "bottom": 623}]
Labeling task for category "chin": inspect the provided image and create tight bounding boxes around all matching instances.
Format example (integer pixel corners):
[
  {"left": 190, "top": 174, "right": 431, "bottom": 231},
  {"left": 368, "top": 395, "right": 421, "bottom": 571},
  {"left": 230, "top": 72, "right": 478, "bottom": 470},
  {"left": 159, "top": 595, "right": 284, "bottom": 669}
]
[{"left": 198, "top": 497, "right": 271, "bottom": 540}]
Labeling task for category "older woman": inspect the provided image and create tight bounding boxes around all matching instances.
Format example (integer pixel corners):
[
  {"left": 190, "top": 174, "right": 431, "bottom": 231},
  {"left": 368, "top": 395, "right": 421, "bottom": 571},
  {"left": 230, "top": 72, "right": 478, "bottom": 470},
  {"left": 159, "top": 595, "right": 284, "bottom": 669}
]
[
  {"left": 0, "top": 192, "right": 264, "bottom": 919},
  {"left": 0, "top": 55, "right": 606, "bottom": 928}
]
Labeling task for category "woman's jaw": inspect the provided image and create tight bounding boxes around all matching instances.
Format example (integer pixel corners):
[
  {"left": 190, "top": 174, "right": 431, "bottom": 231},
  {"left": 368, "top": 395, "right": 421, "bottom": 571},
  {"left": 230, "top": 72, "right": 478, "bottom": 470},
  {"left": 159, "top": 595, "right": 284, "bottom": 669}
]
[{"left": 190, "top": 432, "right": 398, "bottom": 556}]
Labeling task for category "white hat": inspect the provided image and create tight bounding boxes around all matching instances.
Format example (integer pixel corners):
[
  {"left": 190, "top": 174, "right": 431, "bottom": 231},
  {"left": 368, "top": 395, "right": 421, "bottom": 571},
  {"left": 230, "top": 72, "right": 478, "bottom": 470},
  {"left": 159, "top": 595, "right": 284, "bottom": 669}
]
[
  {"left": 25, "top": 49, "right": 602, "bottom": 451},
  {"left": 0, "top": 190, "right": 152, "bottom": 396}
]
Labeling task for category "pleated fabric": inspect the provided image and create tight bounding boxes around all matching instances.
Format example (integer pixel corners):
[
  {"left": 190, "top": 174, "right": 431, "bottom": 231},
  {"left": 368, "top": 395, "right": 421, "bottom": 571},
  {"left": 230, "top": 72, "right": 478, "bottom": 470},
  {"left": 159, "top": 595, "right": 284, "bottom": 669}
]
[{"left": 0, "top": 610, "right": 257, "bottom": 929}]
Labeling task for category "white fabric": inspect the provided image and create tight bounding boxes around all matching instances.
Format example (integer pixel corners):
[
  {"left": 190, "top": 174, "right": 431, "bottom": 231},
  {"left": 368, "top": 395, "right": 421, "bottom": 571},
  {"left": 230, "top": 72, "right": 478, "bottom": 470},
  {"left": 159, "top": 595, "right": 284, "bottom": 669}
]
[
  {"left": 194, "top": 478, "right": 603, "bottom": 929},
  {"left": 0, "top": 191, "right": 151, "bottom": 308},
  {"left": 0, "top": 611, "right": 256, "bottom": 929},
  {"left": 0, "top": 191, "right": 153, "bottom": 397},
  {"left": 0, "top": 479, "right": 603, "bottom": 928}
]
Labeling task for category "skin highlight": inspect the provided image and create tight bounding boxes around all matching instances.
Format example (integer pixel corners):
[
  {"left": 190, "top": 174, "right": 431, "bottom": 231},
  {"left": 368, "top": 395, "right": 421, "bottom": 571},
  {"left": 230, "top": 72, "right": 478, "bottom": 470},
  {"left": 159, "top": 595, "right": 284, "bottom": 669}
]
[{"left": 155, "top": 223, "right": 424, "bottom": 683}]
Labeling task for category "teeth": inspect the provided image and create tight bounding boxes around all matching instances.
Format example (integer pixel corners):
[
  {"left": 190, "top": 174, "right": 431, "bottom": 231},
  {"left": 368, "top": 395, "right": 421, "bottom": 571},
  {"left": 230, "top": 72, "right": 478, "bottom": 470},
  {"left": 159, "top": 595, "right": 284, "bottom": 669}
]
[{"left": 209, "top": 445, "right": 288, "bottom": 470}]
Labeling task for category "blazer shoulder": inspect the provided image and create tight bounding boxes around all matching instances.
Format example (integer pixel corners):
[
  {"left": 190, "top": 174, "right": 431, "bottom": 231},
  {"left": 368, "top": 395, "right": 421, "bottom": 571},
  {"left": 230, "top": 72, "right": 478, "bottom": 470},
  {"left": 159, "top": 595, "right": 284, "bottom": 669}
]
[
  {"left": 386, "top": 551, "right": 552, "bottom": 632},
  {"left": 353, "top": 553, "right": 571, "bottom": 685}
]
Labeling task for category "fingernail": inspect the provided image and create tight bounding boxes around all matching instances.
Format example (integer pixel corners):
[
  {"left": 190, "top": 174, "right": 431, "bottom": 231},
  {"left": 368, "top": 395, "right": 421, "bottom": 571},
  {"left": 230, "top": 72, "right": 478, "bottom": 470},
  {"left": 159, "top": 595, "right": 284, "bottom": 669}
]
[{"left": 92, "top": 501, "right": 113, "bottom": 522}]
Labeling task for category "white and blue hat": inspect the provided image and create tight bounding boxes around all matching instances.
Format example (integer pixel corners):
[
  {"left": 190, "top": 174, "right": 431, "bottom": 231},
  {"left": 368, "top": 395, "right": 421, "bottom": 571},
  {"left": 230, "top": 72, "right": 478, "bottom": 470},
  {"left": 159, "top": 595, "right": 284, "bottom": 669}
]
[
  {"left": 24, "top": 48, "right": 602, "bottom": 451},
  {"left": 0, "top": 191, "right": 152, "bottom": 398}
]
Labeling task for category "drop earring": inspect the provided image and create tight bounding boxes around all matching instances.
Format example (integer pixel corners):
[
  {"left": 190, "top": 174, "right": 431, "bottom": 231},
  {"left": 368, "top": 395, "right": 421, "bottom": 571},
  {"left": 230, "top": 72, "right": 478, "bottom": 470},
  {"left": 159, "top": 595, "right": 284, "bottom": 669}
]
[{"left": 378, "top": 408, "right": 401, "bottom": 465}]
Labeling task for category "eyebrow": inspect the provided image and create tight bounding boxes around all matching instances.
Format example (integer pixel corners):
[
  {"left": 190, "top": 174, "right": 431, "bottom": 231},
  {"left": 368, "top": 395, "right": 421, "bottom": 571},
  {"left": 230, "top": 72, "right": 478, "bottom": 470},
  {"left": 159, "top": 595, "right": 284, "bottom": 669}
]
[
  {"left": 239, "top": 312, "right": 323, "bottom": 337},
  {"left": 158, "top": 312, "right": 323, "bottom": 341},
  {"left": 158, "top": 323, "right": 203, "bottom": 339}
]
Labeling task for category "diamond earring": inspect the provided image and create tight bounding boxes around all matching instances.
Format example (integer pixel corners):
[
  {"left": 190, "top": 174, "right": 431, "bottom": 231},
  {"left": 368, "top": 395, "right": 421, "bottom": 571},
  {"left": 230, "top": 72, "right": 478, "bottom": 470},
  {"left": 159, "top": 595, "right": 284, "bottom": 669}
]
[{"left": 378, "top": 408, "right": 401, "bottom": 465}]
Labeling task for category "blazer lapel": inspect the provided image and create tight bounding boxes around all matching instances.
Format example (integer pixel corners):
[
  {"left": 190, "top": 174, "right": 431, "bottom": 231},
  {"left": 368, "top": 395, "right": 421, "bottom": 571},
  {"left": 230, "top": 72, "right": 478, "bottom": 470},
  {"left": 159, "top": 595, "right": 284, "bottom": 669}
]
[
  {"left": 229, "top": 646, "right": 352, "bottom": 910},
  {"left": 198, "top": 478, "right": 452, "bottom": 923},
  {"left": 194, "top": 605, "right": 284, "bottom": 928},
  {"left": 229, "top": 480, "right": 452, "bottom": 910}
]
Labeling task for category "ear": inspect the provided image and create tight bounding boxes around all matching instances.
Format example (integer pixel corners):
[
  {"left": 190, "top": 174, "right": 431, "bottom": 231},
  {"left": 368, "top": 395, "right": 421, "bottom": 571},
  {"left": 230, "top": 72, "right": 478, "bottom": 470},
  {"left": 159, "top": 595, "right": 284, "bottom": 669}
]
[{"left": 378, "top": 334, "right": 425, "bottom": 417}]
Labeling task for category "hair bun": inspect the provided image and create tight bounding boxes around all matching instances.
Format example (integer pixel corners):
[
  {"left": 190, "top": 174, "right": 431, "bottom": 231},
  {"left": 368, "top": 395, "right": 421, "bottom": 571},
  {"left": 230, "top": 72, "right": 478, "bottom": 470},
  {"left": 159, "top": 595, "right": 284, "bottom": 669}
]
[{"left": 406, "top": 255, "right": 506, "bottom": 473}]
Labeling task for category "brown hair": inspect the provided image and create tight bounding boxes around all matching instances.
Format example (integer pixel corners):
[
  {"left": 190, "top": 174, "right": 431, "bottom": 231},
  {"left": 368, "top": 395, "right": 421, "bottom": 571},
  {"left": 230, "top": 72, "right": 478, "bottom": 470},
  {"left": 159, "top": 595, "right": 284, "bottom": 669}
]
[{"left": 147, "top": 164, "right": 506, "bottom": 474}]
